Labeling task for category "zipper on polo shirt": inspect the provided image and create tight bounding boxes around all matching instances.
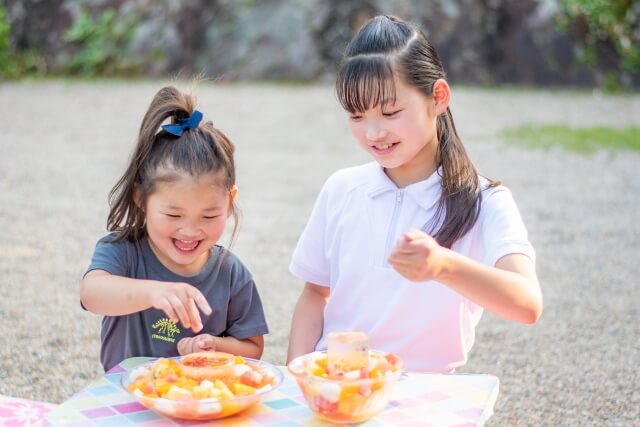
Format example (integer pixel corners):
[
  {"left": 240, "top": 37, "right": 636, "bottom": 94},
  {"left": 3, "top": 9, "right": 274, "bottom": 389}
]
[{"left": 383, "top": 190, "right": 404, "bottom": 266}]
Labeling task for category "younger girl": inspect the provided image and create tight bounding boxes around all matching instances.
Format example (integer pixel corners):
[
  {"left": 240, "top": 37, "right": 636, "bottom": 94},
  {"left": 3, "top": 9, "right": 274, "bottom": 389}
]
[
  {"left": 81, "top": 86, "right": 268, "bottom": 371},
  {"left": 287, "top": 15, "right": 542, "bottom": 373}
]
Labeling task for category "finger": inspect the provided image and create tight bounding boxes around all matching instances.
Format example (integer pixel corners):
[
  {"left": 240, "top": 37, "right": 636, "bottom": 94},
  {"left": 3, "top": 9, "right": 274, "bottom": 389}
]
[
  {"left": 391, "top": 248, "right": 427, "bottom": 262},
  {"left": 391, "top": 261, "right": 411, "bottom": 273},
  {"left": 388, "top": 254, "right": 412, "bottom": 266},
  {"left": 393, "top": 243, "right": 422, "bottom": 254},
  {"left": 178, "top": 337, "right": 191, "bottom": 355},
  {"left": 158, "top": 300, "right": 179, "bottom": 324},
  {"left": 395, "top": 235, "right": 423, "bottom": 249},
  {"left": 169, "top": 295, "right": 191, "bottom": 329},
  {"left": 191, "top": 337, "right": 201, "bottom": 354},
  {"left": 197, "top": 335, "right": 216, "bottom": 350},
  {"left": 187, "top": 298, "right": 203, "bottom": 332},
  {"left": 191, "top": 290, "right": 212, "bottom": 316},
  {"left": 403, "top": 229, "right": 426, "bottom": 242}
]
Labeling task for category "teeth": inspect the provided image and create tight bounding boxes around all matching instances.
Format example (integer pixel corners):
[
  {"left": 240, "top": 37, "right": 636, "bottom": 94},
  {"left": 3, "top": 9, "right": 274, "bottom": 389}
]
[
  {"left": 174, "top": 239, "right": 199, "bottom": 251},
  {"left": 376, "top": 143, "right": 392, "bottom": 149}
]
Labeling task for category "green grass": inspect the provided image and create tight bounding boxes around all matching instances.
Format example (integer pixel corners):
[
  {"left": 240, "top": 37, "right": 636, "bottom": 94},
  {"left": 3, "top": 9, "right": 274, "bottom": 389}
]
[{"left": 501, "top": 125, "right": 640, "bottom": 153}]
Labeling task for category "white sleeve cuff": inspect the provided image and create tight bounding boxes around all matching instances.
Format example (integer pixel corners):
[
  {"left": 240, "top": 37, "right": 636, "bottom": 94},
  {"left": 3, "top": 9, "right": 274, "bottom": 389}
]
[
  {"left": 483, "top": 240, "right": 536, "bottom": 267},
  {"left": 289, "top": 260, "right": 330, "bottom": 287}
]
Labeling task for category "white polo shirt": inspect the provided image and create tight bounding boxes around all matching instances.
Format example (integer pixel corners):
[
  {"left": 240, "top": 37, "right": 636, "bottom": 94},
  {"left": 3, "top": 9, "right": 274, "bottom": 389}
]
[{"left": 290, "top": 162, "right": 535, "bottom": 373}]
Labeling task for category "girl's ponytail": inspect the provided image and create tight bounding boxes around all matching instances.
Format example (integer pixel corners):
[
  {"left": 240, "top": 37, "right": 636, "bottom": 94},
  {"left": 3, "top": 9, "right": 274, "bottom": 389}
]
[
  {"left": 426, "top": 108, "right": 481, "bottom": 248},
  {"left": 108, "top": 87, "right": 194, "bottom": 241}
]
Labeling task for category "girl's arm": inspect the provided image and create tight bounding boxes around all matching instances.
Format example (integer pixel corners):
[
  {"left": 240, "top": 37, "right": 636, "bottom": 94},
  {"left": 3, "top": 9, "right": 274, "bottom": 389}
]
[
  {"left": 286, "top": 282, "right": 330, "bottom": 363},
  {"left": 178, "top": 335, "right": 264, "bottom": 359},
  {"left": 389, "top": 231, "right": 542, "bottom": 324},
  {"left": 81, "top": 269, "right": 212, "bottom": 332}
]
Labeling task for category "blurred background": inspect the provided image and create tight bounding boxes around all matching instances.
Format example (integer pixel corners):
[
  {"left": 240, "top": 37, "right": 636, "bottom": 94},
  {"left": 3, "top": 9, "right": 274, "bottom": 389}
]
[{"left": 1, "top": 0, "right": 639, "bottom": 89}]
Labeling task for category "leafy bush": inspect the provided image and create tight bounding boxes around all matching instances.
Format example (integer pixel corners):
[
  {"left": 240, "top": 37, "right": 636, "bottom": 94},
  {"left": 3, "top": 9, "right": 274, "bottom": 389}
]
[
  {"left": 0, "top": 5, "right": 47, "bottom": 79},
  {"left": 0, "top": 5, "right": 16, "bottom": 77},
  {"left": 63, "top": 8, "right": 139, "bottom": 76},
  {"left": 556, "top": 0, "right": 640, "bottom": 88}
]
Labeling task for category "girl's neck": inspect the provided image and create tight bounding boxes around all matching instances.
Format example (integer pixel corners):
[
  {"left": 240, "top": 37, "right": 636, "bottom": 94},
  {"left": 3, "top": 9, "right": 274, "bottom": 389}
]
[
  {"left": 385, "top": 162, "right": 438, "bottom": 188},
  {"left": 385, "top": 142, "right": 439, "bottom": 188}
]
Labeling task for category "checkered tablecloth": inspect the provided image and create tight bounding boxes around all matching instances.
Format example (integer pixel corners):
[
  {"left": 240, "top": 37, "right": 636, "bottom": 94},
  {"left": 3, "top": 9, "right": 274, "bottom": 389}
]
[{"left": 45, "top": 357, "right": 499, "bottom": 426}]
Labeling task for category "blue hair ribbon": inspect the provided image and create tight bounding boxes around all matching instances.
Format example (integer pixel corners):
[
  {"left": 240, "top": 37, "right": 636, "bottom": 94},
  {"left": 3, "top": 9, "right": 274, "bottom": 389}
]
[{"left": 161, "top": 110, "right": 203, "bottom": 136}]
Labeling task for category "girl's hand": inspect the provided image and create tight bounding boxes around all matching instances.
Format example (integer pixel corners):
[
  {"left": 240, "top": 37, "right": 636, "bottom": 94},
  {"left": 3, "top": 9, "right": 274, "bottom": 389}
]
[
  {"left": 178, "top": 334, "right": 218, "bottom": 355},
  {"left": 146, "top": 282, "right": 212, "bottom": 332},
  {"left": 388, "top": 229, "right": 448, "bottom": 282}
]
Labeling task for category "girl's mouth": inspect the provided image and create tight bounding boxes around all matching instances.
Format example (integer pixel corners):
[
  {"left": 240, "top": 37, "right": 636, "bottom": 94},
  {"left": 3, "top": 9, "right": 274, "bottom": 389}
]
[
  {"left": 371, "top": 142, "right": 399, "bottom": 155},
  {"left": 172, "top": 239, "right": 202, "bottom": 254}
]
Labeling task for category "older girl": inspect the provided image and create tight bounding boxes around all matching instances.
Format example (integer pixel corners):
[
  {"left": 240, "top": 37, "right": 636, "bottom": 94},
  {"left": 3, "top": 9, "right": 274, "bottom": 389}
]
[{"left": 287, "top": 15, "right": 542, "bottom": 372}]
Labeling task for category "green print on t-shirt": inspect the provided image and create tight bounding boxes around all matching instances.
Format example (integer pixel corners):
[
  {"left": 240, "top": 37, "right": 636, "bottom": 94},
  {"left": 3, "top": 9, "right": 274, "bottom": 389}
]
[{"left": 151, "top": 318, "right": 180, "bottom": 343}]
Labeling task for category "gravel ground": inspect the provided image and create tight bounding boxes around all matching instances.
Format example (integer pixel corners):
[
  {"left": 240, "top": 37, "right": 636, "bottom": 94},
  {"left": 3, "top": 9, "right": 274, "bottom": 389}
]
[{"left": 0, "top": 81, "right": 638, "bottom": 426}]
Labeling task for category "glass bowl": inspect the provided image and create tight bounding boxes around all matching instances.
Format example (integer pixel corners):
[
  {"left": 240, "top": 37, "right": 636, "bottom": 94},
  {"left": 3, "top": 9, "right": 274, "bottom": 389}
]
[
  {"left": 288, "top": 350, "right": 404, "bottom": 424},
  {"left": 120, "top": 354, "right": 283, "bottom": 421}
]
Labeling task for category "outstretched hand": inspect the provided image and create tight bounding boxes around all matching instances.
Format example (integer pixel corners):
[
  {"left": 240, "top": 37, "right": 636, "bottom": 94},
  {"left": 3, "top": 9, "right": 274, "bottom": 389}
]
[
  {"left": 388, "top": 229, "right": 448, "bottom": 282},
  {"left": 147, "top": 282, "right": 212, "bottom": 332}
]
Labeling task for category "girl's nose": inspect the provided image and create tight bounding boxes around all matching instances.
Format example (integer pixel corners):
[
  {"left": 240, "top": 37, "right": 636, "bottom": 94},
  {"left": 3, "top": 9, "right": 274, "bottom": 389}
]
[
  {"left": 365, "top": 122, "right": 387, "bottom": 141},
  {"left": 179, "top": 221, "right": 199, "bottom": 236}
]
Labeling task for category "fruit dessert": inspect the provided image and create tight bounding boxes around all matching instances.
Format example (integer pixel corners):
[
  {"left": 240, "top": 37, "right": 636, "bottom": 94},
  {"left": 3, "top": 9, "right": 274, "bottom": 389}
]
[
  {"left": 327, "top": 331, "right": 370, "bottom": 371},
  {"left": 123, "top": 352, "right": 281, "bottom": 420},
  {"left": 288, "top": 332, "right": 404, "bottom": 424}
]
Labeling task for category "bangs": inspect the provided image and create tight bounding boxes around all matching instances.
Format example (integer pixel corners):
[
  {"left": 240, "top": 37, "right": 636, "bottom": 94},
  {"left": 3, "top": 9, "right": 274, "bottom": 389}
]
[{"left": 336, "top": 55, "right": 397, "bottom": 113}]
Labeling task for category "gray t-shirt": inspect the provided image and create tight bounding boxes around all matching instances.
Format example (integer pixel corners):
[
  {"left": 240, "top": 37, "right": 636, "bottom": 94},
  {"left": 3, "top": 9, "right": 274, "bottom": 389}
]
[{"left": 86, "top": 233, "right": 268, "bottom": 371}]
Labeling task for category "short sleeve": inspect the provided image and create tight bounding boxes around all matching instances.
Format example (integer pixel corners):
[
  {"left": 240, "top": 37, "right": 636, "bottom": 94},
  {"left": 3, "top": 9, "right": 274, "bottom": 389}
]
[
  {"left": 289, "top": 179, "right": 331, "bottom": 286},
  {"left": 225, "top": 269, "right": 269, "bottom": 338},
  {"left": 85, "top": 234, "right": 129, "bottom": 277},
  {"left": 478, "top": 186, "right": 536, "bottom": 267}
]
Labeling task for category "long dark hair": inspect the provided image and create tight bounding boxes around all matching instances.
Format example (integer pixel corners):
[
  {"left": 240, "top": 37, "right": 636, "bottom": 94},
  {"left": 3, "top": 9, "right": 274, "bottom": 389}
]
[
  {"left": 336, "top": 15, "right": 490, "bottom": 249},
  {"left": 107, "top": 85, "right": 239, "bottom": 244}
]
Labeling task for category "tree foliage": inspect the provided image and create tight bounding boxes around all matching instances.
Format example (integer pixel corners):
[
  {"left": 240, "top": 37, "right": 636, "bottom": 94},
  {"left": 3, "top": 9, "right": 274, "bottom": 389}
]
[
  {"left": 63, "top": 8, "right": 139, "bottom": 76},
  {"left": 0, "top": 5, "right": 46, "bottom": 78},
  {"left": 0, "top": 6, "right": 13, "bottom": 77},
  {"left": 557, "top": 0, "right": 640, "bottom": 86}
]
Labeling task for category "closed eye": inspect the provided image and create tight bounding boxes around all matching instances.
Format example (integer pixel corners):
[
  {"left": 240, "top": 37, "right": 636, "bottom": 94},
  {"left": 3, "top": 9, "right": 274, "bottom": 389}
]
[
  {"left": 164, "top": 214, "right": 180, "bottom": 218},
  {"left": 383, "top": 109, "right": 402, "bottom": 117},
  {"left": 203, "top": 215, "right": 221, "bottom": 220}
]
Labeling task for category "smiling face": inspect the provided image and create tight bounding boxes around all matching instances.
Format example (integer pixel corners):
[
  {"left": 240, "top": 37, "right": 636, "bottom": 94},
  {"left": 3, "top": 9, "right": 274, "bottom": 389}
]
[
  {"left": 142, "top": 171, "right": 236, "bottom": 276},
  {"left": 346, "top": 74, "right": 441, "bottom": 187}
]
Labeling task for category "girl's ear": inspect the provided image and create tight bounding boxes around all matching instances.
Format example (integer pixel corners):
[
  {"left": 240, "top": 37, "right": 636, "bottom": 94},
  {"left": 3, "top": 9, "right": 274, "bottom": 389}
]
[
  {"left": 432, "top": 79, "right": 451, "bottom": 116},
  {"left": 228, "top": 185, "right": 238, "bottom": 210},
  {"left": 133, "top": 185, "right": 142, "bottom": 208}
]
